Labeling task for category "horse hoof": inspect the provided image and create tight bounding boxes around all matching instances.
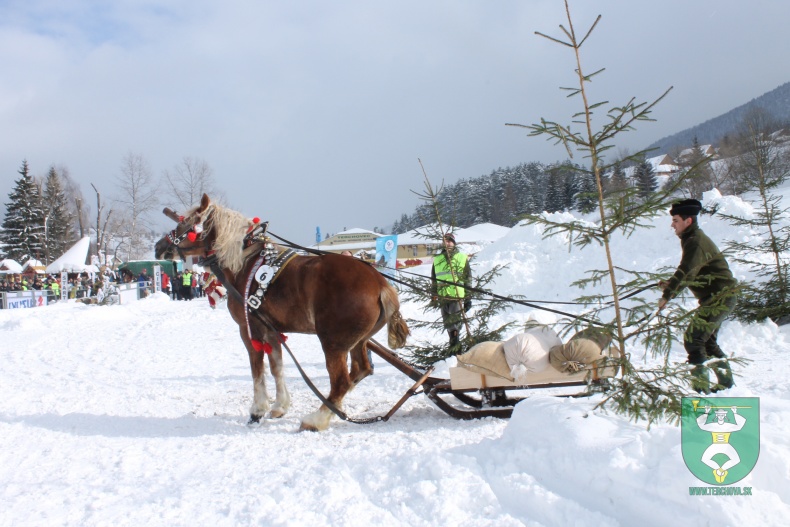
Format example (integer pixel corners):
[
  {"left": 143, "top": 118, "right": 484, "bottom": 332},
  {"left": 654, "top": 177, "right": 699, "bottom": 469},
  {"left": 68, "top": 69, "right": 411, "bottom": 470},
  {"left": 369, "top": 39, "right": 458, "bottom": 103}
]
[
  {"left": 247, "top": 414, "right": 262, "bottom": 425},
  {"left": 299, "top": 422, "right": 320, "bottom": 432},
  {"left": 269, "top": 408, "right": 286, "bottom": 419}
]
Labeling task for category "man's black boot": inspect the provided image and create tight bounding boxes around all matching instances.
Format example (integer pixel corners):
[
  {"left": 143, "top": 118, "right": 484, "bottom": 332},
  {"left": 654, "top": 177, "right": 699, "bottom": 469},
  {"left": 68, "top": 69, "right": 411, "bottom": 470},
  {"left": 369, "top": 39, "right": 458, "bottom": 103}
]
[
  {"left": 690, "top": 364, "right": 711, "bottom": 394},
  {"left": 710, "top": 359, "right": 733, "bottom": 392}
]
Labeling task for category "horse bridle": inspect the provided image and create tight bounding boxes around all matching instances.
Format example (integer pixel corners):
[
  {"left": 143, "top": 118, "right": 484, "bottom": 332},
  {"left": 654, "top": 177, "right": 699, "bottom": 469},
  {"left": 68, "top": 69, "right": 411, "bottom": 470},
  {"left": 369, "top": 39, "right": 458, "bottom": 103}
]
[{"left": 163, "top": 206, "right": 213, "bottom": 259}]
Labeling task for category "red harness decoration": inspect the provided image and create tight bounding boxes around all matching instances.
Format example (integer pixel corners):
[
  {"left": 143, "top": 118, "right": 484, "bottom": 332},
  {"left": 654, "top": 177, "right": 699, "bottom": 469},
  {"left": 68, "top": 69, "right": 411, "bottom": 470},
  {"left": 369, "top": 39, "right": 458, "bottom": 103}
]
[{"left": 251, "top": 333, "right": 287, "bottom": 354}]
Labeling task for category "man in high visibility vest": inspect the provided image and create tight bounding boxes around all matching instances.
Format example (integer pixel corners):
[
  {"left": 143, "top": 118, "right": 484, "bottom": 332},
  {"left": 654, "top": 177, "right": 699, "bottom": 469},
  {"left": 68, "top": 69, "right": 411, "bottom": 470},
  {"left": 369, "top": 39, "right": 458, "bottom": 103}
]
[
  {"left": 182, "top": 269, "right": 193, "bottom": 300},
  {"left": 50, "top": 278, "right": 60, "bottom": 299},
  {"left": 431, "top": 232, "right": 472, "bottom": 347}
]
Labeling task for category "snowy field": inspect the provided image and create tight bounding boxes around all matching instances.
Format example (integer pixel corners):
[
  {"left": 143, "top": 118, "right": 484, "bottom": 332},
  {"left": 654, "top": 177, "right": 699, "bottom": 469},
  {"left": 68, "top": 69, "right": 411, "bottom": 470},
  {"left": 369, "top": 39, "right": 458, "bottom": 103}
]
[{"left": 2, "top": 190, "right": 790, "bottom": 526}]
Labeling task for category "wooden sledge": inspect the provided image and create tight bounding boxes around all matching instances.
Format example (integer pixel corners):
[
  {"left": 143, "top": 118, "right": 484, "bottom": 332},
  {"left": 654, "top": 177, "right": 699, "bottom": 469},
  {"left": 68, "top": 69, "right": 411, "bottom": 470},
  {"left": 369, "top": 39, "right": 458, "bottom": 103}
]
[{"left": 366, "top": 339, "right": 622, "bottom": 420}]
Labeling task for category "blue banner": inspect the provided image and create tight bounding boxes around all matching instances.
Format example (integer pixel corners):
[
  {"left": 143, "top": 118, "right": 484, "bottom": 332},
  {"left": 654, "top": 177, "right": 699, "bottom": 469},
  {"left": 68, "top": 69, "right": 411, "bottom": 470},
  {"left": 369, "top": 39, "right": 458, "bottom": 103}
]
[{"left": 375, "top": 235, "right": 398, "bottom": 279}]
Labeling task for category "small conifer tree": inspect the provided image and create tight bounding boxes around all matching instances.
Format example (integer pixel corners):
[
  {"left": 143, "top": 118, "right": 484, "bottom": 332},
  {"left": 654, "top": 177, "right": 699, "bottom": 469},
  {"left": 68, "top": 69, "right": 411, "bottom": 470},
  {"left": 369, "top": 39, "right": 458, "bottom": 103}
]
[
  {"left": 719, "top": 109, "right": 790, "bottom": 323},
  {"left": 401, "top": 164, "right": 516, "bottom": 366},
  {"left": 504, "top": 1, "right": 728, "bottom": 426}
]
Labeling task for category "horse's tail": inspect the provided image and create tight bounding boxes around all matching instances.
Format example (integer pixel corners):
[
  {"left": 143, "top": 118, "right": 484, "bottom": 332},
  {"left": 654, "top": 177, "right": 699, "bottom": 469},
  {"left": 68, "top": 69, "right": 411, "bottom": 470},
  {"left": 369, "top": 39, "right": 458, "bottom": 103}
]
[{"left": 381, "top": 282, "right": 410, "bottom": 349}]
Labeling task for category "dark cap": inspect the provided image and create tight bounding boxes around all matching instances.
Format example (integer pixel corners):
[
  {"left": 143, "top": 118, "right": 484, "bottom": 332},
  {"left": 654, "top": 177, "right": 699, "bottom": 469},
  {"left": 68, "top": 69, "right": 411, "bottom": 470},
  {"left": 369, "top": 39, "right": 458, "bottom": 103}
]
[
  {"left": 669, "top": 199, "right": 702, "bottom": 217},
  {"left": 444, "top": 232, "right": 456, "bottom": 243}
]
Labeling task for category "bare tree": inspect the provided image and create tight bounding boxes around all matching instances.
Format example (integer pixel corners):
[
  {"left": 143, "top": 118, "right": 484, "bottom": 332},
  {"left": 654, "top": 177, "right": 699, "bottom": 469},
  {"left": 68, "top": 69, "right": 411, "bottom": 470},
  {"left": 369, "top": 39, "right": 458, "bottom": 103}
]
[
  {"left": 161, "top": 156, "right": 224, "bottom": 211},
  {"left": 116, "top": 152, "right": 158, "bottom": 260},
  {"left": 90, "top": 183, "right": 114, "bottom": 264}
]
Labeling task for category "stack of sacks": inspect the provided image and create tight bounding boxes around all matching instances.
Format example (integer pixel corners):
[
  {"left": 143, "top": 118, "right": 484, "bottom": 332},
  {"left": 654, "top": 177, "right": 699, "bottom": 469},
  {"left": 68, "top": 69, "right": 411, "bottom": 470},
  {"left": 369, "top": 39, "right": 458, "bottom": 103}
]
[
  {"left": 456, "top": 325, "right": 562, "bottom": 384},
  {"left": 455, "top": 325, "right": 612, "bottom": 384}
]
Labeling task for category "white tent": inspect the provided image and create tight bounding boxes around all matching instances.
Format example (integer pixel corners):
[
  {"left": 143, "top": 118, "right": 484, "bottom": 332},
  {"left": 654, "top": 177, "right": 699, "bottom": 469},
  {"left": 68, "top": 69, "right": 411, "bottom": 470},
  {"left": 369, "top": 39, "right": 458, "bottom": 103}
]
[{"left": 46, "top": 237, "right": 97, "bottom": 274}]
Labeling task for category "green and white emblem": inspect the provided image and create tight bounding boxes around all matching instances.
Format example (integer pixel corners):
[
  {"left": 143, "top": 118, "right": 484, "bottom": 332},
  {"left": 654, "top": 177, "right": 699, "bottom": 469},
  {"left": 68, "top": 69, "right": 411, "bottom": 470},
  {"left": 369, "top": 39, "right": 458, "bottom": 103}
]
[{"left": 681, "top": 397, "right": 760, "bottom": 485}]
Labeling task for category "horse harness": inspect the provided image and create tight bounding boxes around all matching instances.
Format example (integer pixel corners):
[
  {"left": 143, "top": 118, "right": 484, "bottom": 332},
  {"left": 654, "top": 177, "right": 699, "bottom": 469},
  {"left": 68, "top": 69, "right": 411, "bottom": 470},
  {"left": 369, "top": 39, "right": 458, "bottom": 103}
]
[{"left": 200, "top": 221, "right": 298, "bottom": 353}]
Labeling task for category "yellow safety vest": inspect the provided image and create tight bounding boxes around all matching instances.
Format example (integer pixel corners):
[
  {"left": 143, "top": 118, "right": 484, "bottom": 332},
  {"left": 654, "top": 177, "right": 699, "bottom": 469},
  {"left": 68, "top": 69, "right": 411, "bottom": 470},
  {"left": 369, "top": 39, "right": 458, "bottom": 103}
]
[
  {"left": 433, "top": 252, "right": 468, "bottom": 299},
  {"left": 182, "top": 273, "right": 192, "bottom": 286}
]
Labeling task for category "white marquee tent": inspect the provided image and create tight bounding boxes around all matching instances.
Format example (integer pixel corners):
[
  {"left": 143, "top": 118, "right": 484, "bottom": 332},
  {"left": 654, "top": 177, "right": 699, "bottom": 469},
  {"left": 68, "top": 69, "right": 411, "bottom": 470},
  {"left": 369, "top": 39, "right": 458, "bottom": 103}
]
[{"left": 45, "top": 237, "right": 98, "bottom": 274}]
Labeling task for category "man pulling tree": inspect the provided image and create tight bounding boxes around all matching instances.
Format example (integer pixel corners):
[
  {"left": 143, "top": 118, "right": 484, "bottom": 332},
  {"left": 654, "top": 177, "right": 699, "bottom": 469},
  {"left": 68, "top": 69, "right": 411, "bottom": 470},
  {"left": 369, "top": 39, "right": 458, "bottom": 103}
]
[
  {"left": 431, "top": 232, "right": 472, "bottom": 347},
  {"left": 658, "top": 199, "right": 738, "bottom": 393}
]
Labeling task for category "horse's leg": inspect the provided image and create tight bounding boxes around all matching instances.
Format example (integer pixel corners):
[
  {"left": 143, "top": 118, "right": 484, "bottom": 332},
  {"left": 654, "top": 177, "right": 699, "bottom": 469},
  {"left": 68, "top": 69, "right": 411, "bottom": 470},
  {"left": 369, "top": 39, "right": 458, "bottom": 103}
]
[
  {"left": 300, "top": 348, "right": 351, "bottom": 432},
  {"left": 348, "top": 340, "right": 372, "bottom": 386},
  {"left": 267, "top": 342, "right": 290, "bottom": 418},
  {"left": 241, "top": 329, "right": 270, "bottom": 424}
]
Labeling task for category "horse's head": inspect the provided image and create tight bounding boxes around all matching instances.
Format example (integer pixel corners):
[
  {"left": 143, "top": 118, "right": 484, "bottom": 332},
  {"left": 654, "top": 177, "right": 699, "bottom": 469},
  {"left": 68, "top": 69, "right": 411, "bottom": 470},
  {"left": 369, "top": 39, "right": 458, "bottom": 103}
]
[{"left": 155, "top": 193, "right": 217, "bottom": 262}]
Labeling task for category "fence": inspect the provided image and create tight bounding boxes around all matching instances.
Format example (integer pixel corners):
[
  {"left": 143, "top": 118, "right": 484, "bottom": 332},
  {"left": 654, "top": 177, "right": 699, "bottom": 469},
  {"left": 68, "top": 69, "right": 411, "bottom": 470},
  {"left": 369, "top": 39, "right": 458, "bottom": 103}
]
[{"left": 0, "top": 282, "right": 150, "bottom": 310}]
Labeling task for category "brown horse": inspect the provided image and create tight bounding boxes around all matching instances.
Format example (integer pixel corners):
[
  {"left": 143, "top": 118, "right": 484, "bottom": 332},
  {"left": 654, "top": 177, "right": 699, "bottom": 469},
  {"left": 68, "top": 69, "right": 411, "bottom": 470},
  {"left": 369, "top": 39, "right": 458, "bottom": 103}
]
[{"left": 154, "top": 194, "right": 410, "bottom": 431}]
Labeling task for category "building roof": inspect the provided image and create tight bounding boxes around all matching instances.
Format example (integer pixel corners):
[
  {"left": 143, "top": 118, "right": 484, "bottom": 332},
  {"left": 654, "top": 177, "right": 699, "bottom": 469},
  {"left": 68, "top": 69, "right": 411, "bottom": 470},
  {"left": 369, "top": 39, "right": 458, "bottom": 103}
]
[{"left": 0, "top": 258, "right": 23, "bottom": 273}]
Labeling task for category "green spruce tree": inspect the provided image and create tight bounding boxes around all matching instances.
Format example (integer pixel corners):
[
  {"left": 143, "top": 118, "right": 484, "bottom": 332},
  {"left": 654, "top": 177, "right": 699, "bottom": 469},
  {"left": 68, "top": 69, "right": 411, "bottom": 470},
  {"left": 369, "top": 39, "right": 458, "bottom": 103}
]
[
  {"left": 607, "top": 159, "right": 628, "bottom": 195},
  {"left": 1, "top": 161, "right": 46, "bottom": 262},
  {"left": 402, "top": 164, "right": 516, "bottom": 366},
  {"left": 634, "top": 158, "right": 658, "bottom": 201},
  {"left": 504, "top": 1, "right": 725, "bottom": 426},
  {"left": 42, "top": 166, "right": 75, "bottom": 264},
  {"left": 719, "top": 109, "right": 790, "bottom": 323}
]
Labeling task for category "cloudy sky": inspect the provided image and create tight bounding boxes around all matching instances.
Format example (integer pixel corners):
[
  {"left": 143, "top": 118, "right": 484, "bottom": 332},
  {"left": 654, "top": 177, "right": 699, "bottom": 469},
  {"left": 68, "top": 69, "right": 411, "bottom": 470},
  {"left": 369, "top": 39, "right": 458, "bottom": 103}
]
[{"left": 1, "top": 0, "right": 789, "bottom": 244}]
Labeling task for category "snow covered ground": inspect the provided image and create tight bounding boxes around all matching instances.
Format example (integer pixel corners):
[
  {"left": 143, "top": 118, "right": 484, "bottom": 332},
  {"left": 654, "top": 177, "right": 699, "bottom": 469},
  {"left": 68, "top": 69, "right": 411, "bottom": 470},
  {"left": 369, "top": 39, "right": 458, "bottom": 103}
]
[{"left": 2, "top": 190, "right": 790, "bottom": 526}]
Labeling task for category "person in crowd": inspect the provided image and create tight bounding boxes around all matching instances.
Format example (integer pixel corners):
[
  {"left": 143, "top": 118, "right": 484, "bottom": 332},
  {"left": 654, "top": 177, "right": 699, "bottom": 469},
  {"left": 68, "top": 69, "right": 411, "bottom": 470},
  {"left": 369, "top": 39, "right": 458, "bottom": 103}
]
[
  {"left": 430, "top": 232, "right": 472, "bottom": 347},
  {"left": 182, "top": 269, "right": 193, "bottom": 300},
  {"left": 161, "top": 271, "right": 171, "bottom": 299},
  {"left": 192, "top": 272, "right": 201, "bottom": 299},
  {"left": 658, "top": 199, "right": 738, "bottom": 394},
  {"left": 340, "top": 250, "right": 353, "bottom": 256},
  {"left": 50, "top": 277, "right": 60, "bottom": 300},
  {"left": 137, "top": 268, "right": 150, "bottom": 298}
]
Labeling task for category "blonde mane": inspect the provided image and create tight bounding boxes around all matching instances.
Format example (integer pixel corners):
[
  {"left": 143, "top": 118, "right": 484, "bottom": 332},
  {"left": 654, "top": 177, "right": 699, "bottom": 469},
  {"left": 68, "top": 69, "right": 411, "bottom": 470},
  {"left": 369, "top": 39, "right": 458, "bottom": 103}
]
[{"left": 188, "top": 203, "right": 252, "bottom": 274}]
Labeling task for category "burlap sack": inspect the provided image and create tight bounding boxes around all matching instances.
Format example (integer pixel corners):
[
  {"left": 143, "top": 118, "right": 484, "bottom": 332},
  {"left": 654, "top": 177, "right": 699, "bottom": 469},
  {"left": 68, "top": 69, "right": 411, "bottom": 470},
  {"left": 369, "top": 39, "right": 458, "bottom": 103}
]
[
  {"left": 549, "top": 338, "right": 603, "bottom": 373},
  {"left": 568, "top": 328, "right": 612, "bottom": 351},
  {"left": 456, "top": 341, "right": 513, "bottom": 381}
]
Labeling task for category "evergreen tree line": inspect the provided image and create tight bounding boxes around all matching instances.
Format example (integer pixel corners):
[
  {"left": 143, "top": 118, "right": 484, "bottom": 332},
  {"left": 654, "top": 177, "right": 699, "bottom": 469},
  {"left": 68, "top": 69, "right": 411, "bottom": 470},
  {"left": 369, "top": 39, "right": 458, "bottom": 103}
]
[
  {"left": 391, "top": 158, "right": 659, "bottom": 233},
  {"left": 1, "top": 154, "right": 224, "bottom": 266}
]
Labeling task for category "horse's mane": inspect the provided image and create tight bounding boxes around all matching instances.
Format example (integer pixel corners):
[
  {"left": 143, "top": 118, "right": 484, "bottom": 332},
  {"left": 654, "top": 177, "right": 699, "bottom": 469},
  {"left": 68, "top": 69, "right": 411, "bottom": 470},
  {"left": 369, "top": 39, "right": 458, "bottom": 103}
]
[{"left": 193, "top": 203, "right": 251, "bottom": 274}]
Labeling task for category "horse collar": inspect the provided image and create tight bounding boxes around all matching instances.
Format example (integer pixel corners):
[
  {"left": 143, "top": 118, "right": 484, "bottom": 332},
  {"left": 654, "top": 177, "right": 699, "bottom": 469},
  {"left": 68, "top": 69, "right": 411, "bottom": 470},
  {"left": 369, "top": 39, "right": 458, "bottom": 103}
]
[{"left": 245, "top": 245, "right": 297, "bottom": 310}]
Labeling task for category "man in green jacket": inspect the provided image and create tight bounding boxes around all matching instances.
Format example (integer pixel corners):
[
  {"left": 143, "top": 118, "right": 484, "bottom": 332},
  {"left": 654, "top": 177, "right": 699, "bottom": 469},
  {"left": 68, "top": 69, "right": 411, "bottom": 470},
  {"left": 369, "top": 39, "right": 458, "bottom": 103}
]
[
  {"left": 658, "top": 199, "right": 738, "bottom": 393},
  {"left": 431, "top": 233, "right": 472, "bottom": 347}
]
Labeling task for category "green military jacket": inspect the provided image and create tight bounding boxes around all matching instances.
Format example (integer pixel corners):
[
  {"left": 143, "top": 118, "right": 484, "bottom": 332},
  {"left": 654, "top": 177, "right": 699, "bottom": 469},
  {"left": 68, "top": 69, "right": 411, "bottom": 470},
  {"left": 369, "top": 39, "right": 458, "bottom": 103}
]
[{"left": 662, "top": 222, "right": 737, "bottom": 303}]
